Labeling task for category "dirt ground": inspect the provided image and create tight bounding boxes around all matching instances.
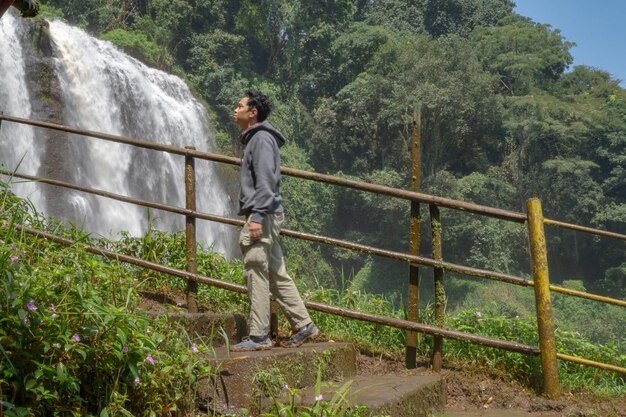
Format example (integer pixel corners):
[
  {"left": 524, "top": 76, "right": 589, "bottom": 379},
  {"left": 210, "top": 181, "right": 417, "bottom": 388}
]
[{"left": 356, "top": 353, "right": 626, "bottom": 417}]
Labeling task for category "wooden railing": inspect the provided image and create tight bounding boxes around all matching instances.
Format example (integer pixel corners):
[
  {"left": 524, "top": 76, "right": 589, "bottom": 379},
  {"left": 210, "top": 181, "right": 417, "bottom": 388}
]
[{"left": 1, "top": 113, "right": 625, "bottom": 399}]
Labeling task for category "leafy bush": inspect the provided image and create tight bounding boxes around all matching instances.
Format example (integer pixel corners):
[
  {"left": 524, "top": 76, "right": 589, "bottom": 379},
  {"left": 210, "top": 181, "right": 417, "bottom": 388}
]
[
  {"left": 101, "top": 29, "right": 173, "bottom": 70},
  {"left": 0, "top": 183, "right": 212, "bottom": 416}
]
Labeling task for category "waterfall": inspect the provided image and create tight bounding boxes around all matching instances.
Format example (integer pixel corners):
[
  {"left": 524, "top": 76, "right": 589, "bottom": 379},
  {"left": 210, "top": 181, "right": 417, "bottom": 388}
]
[
  {"left": 0, "top": 11, "right": 40, "bottom": 208},
  {"left": 0, "top": 12, "right": 236, "bottom": 256}
]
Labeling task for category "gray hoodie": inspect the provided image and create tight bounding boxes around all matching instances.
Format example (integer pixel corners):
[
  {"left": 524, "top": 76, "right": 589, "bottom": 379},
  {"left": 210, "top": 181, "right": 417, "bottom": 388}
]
[{"left": 238, "top": 121, "right": 286, "bottom": 225}]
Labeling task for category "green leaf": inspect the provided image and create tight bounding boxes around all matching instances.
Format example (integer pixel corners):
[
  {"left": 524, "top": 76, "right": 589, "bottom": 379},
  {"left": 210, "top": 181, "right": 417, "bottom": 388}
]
[
  {"left": 56, "top": 362, "right": 67, "bottom": 383},
  {"left": 24, "top": 378, "right": 36, "bottom": 391}
]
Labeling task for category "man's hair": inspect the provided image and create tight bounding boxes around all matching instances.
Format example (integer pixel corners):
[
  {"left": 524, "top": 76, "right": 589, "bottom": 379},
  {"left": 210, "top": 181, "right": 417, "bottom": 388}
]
[{"left": 245, "top": 90, "right": 272, "bottom": 122}]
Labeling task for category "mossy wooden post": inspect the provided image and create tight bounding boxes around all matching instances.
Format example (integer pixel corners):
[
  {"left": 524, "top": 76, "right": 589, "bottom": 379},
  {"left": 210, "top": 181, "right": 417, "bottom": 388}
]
[
  {"left": 526, "top": 198, "right": 560, "bottom": 399},
  {"left": 406, "top": 108, "right": 421, "bottom": 369},
  {"left": 430, "top": 204, "right": 445, "bottom": 372},
  {"left": 270, "top": 299, "right": 279, "bottom": 342},
  {"left": 185, "top": 146, "right": 198, "bottom": 313}
]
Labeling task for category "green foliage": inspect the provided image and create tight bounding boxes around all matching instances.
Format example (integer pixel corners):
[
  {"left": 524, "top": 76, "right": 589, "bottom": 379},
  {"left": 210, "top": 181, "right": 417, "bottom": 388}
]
[
  {"left": 101, "top": 29, "right": 173, "bottom": 70},
  {"left": 424, "top": 0, "right": 515, "bottom": 38},
  {"left": 471, "top": 16, "right": 574, "bottom": 94},
  {"left": 445, "top": 309, "right": 626, "bottom": 392},
  {"left": 0, "top": 185, "right": 213, "bottom": 415}
]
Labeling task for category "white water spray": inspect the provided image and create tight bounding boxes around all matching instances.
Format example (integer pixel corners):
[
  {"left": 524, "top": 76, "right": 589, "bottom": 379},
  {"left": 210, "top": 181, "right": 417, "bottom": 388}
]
[
  {"left": 0, "top": 10, "right": 40, "bottom": 207},
  {"left": 0, "top": 14, "right": 235, "bottom": 255}
]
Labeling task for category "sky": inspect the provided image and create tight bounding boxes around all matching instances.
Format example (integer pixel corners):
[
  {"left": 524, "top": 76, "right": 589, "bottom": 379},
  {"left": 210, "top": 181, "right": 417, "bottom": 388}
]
[{"left": 514, "top": 1, "right": 626, "bottom": 87}]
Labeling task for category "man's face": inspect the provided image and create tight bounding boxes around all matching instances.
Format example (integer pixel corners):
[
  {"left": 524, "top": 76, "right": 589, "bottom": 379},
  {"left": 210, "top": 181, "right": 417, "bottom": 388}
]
[{"left": 233, "top": 97, "right": 256, "bottom": 129}]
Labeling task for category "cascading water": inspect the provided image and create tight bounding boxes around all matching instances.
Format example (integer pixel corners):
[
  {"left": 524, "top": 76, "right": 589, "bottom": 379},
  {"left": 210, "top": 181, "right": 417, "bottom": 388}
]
[
  {"left": 0, "top": 12, "right": 236, "bottom": 255},
  {"left": 0, "top": 11, "right": 40, "bottom": 207}
]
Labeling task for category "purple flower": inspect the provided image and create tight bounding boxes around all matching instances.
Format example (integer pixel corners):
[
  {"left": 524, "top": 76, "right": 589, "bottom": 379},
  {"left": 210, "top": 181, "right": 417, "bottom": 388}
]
[
  {"left": 72, "top": 333, "right": 80, "bottom": 343},
  {"left": 475, "top": 311, "right": 482, "bottom": 318},
  {"left": 134, "top": 376, "right": 141, "bottom": 386},
  {"left": 26, "top": 301, "right": 37, "bottom": 311},
  {"left": 10, "top": 255, "right": 18, "bottom": 262},
  {"left": 122, "top": 346, "right": 129, "bottom": 354},
  {"left": 304, "top": 292, "right": 311, "bottom": 298},
  {"left": 315, "top": 394, "right": 323, "bottom": 401},
  {"left": 50, "top": 304, "right": 56, "bottom": 313},
  {"left": 146, "top": 354, "right": 154, "bottom": 365},
  {"left": 191, "top": 344, "right": 199, "bottom": 353}
]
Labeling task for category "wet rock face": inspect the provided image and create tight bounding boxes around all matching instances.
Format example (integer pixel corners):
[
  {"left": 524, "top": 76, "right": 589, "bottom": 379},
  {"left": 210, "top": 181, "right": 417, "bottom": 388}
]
[
  {"left": 17, "top": 16, "right": 72, "bottom": 220},
  {"left": 12, "top": 0, "right": 40, "bottom": 18},
  {"left": 21, "top": 16, "right": 63, "bottom": 122}
]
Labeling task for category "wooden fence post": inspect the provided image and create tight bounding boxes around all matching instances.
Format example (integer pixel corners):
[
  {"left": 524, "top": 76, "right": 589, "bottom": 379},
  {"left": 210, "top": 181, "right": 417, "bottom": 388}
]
[
  {"left": 526, "top": 198, "right": 560, "bottom": 399},
  {"left": 185, "top": 146, "right": 198, "bottom": 313}
]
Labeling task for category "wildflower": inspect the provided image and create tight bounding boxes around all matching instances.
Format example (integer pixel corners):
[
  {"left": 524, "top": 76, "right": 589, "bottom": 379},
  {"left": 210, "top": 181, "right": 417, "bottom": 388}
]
[
  {"left": 10, "top": 255, "right": 18, "bottom": 262},
  {"left": 304, "top": 292, "right": 311, "bottom": 298},
  {"left": 191, "top": 344, "right": 199, "bottom": 353},
  {"left": 122, "top": 346, "right": 129, "bottom": 354},
  {"left": 26, "top": 301, "right": 37, "bottom": 311},
  {"left": 50, "top": 304, "right": 56, "bottom": 313},
  {"left": 475, "top": 311, "right": 482, "bottom": 318},
  {"left": 21, "top": 317, "right": 29, "bottom": 325},
  {"left": 72, "top": 333, "right": 80, "bottom": 343},
  {"left": 134, "top": 376, "right": 141, "bottom": 386},
  {"left": 282, "top": 384, "right": 289, "bottom": 392},
  {"left": 146, "top": 328, "right": 151, "bottom": 334},
  {"left": 315, "top": 394, "right": 323, "bottom": 401},
  {"left": 146, "top": 354, "right": 154, "bottom": 365}
]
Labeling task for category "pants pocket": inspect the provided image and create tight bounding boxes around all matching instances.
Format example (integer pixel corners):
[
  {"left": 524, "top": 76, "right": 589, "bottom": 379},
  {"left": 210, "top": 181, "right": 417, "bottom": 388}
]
[{"left": 243, "top": 243, "right": 267, "bottom": 269}]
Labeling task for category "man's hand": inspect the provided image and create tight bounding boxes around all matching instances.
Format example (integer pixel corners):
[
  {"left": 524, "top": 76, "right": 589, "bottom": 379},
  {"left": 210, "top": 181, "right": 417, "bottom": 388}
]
[{"left": 249, "top": 221, "right": 263, "bottom": 241}]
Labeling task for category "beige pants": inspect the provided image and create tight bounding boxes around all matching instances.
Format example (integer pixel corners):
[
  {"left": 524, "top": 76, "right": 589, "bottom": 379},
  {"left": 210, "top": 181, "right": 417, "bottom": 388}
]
[{"left": 240, "top": 212, "right": 311, "bottom": 337}]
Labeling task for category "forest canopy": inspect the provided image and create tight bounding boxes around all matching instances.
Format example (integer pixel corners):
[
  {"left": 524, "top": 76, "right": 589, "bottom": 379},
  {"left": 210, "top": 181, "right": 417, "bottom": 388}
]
[{"left": 39, "top": 0, "right": 626, "bottom": 309}]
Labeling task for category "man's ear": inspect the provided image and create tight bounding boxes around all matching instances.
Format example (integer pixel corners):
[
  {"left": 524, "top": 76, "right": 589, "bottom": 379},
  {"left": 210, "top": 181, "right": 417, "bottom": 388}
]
[{"left": 249, "top": 107, "right": 258, "bottom": 120}]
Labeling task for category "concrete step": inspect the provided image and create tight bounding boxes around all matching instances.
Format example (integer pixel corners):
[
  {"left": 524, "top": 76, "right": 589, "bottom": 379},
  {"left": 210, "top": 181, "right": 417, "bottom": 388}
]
[
  {"left": 200, "top": 341, "right": 357, "bottom": 415},
  {"left": 293, "top": 372, "right": 446, "bottom": 417}
]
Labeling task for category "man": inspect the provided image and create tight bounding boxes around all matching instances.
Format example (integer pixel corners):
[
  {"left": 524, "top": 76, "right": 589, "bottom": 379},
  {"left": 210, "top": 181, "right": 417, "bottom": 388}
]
[{"left": 231, "top": 90, "right": 319, "bottom": 352}]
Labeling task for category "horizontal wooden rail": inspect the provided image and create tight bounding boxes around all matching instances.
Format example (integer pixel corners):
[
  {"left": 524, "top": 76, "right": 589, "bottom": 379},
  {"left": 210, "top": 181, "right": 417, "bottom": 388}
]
[
  {"left": 0, "top": 114, "right": 527, "bottom": 222},
  {"left": 3, "top": 169, "right": 625, "bottom": 309},
  {"left": 7, "top": 223, "right": 625, "bottom": 376},
  {"left": 544, "top": 218, "right": 626, "bottom": 242},
  {"left": 5, "top": 113, "right": 624, "bottom": 241}
]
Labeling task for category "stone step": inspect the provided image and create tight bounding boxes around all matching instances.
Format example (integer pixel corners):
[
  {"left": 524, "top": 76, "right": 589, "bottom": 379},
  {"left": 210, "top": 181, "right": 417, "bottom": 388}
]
[
  {"left": 200, "top": 341, "right": 357, "bottom": 415},
  {"left": 293, "top": 372, "right": 446, "bottom": 417}
]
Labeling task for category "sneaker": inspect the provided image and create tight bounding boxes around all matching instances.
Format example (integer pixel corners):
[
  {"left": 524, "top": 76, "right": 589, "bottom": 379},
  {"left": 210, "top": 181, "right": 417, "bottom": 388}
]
[
  {"left": 231, "top": 335, "right": 273, "bottom": 352},
  {"left": 282, "top": 322, "right": 320, "bottom": 348}
]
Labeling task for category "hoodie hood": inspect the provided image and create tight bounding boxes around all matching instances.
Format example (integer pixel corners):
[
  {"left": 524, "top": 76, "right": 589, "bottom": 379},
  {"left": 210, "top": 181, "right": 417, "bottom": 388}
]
[{"left": 239, "top": 121, "right": 286, "bottom": 147}]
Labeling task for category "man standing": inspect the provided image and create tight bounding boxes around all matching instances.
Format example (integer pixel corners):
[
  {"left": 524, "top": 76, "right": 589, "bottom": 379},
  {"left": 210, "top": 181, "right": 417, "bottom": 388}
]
[{"left": 231, "top": 90, "right": 319, "bottom": 352}]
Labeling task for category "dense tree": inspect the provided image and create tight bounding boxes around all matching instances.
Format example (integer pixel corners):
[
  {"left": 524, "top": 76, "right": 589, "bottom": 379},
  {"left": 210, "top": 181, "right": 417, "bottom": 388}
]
[
  {"left": 471, "top": 16, "right": 574, "bottom": 95},
  {"left": 38, "top": 0, "right": 626, "bottom": 312},
  {"left": 424, "top": 0, "right": 514, "bottom": 38}
]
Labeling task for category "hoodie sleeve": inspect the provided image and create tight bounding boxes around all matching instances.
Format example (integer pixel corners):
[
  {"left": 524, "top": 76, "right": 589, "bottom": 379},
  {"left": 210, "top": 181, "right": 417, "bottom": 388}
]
[{"left": 249, "top": 132, "right": 279, "bottom": 225}]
